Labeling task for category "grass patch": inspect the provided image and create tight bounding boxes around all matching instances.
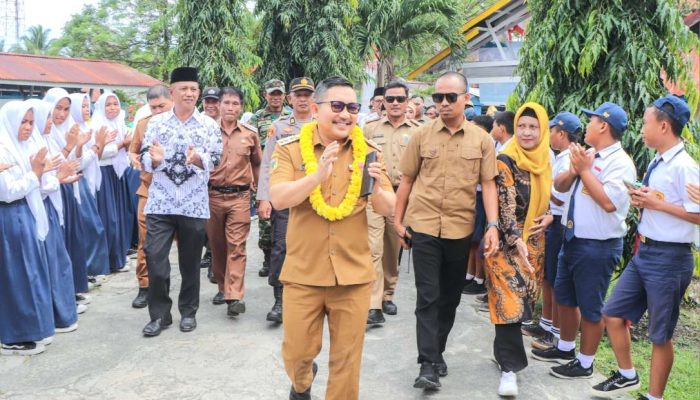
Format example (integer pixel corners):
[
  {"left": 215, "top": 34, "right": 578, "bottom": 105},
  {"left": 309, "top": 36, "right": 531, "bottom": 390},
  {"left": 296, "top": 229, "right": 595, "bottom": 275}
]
[{"left": 595, "top": 307, "right": 700, "bottom": 400}]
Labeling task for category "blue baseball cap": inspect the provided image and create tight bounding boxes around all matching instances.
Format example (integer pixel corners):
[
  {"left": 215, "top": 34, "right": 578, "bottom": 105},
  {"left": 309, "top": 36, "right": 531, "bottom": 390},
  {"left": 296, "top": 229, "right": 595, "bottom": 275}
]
[
  {"left": 581, "top": 102, "right": 628, "bottom": 134},
  {"left": 549, "top": 111, "right": 582, "bottom": 133},
  {"left": 464, "top": 107, "right": 477, "bottom": 121},
  {"left": 653, "top": 95, "right": 690, "bottom": 128}
]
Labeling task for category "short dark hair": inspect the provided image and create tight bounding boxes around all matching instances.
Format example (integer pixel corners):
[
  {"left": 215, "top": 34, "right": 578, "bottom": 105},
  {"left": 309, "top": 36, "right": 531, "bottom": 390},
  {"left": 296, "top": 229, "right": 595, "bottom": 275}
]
[
  {"left": 652, "top": 104, "right": 683, "bottom": 137},
  {"left": 314, "top": 76, "right": 354, "bottom": 102},
  {"left": 436, "top": 71, "right": 468, "bottom": 92},
  {"left": 473, "top": 115, "right": 494, "bottom": 132},
  {"left": 494, "top": 111, "right": 515, "bottom": 135},
  {"left": 385, "top": 80, "right": 409, "bottom": 97},
  {"left": 147, "top": 84, "right": 170, "bottom": 101},
  {"left": 220, "top": 87, "right": 244, "bottom": 107},
  {"left": 411, "top": 94, "right": 423, "bottom": 100},
  {"left": 552, "top": 125, "right": 581, "bottom": 143}
]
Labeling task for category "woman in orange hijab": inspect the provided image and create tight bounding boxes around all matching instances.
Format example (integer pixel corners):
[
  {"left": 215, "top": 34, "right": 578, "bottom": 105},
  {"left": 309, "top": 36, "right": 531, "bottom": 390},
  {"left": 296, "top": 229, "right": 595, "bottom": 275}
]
[{"left": 485, "top": 102, "right": 553, "bottom": 396}]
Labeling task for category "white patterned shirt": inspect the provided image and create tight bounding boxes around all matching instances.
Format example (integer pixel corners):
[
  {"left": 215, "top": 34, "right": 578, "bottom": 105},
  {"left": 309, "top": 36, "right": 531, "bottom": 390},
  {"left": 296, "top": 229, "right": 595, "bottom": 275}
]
[{"left": 141, "top": 109, "right": 222, "bottom": 218}]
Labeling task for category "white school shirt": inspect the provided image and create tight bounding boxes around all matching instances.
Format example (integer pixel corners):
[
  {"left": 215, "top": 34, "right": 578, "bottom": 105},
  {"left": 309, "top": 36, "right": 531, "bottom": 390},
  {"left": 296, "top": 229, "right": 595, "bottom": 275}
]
[
  {"left": 561, "top": 141, "right": 636, "bottom": 240},
  {"left": 550, "top": 149, "right": 572, "bottom": 216},
  {"left": 638, "top": 141, "right": 700, "bottom": 244}
]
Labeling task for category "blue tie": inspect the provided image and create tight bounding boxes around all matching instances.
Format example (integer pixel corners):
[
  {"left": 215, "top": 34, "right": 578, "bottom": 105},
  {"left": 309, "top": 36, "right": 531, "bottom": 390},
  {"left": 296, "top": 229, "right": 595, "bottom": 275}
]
[
  {"left": 642, "top": 158, "right": 661, "bottom": 187},
  {"left": 564, "top": 153, "right": 601, "bottom": 242}
]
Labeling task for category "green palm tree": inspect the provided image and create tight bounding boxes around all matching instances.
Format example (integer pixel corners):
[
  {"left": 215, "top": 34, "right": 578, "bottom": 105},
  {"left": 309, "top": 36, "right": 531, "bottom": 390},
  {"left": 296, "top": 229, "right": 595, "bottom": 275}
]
[
  {"left": 11, "top": 25, "right": 56, "bottom": 55},
  {"left": 355, "top": 0, "right": 465, "bottom": 85}
]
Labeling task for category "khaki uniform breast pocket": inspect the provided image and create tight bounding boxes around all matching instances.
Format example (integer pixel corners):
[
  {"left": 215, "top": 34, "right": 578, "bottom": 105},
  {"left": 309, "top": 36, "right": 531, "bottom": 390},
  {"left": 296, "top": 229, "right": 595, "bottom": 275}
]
[
  {"left": 460, "top": 147, "right": 481, "bottom": 182},
  {"left": 419, "top": 148, "right": 441, "bottom": 176}
]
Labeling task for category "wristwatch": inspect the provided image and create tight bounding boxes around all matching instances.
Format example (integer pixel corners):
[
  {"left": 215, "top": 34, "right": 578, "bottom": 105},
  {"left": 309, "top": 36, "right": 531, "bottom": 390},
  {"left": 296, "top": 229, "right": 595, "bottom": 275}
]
[{"left": 485, "top": 220, "right": 499, "bottom": 231}]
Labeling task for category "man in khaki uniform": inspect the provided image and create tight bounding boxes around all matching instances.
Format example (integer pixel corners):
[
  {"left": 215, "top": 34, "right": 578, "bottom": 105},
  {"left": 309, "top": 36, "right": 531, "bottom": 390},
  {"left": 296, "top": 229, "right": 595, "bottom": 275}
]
[
  {"left": 270, "top": 76, "right": 396, "bottom": 400},
  {"left": 128, "top": 84, "right": 173, "bottom": 309},
  {"left": 207, "top": 87, "right": 262, "bottom": 317},
  {"left": 364, "top": 80, "right": 420, "bottom": 325},
  {"left": 394, "top": 71, "right": 500, "bottom": 390}
]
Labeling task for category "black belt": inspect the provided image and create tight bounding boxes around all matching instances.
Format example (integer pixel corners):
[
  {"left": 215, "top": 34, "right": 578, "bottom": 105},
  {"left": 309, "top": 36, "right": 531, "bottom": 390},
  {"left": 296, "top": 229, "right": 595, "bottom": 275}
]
[
  {"left": 209, "top": 184, "right": 250, "bottom": 194},
  {"left": 0, "top": 198, "right": 27, "bottom": 207},
  {"left": 639, "top": 235, "right": 691, "bottom": 248}
]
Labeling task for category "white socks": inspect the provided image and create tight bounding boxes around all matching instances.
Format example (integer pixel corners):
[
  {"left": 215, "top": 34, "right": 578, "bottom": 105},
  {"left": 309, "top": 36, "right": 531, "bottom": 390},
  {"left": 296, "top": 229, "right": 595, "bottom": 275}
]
[
  {"left": 557, "top": 339, "right": 575, "bottom": 352},
  {"left": 645, "top": 394, "right": 662, "bottom": 400},
  {"left": 618, "top": 367, "right": 636, "bottom": 379},
  {"left": 465, "top": 273, "right": 475, "bottom": 280},
  {"left": 474, "top": 277, "right": 484, "bottom": 284},
  {"left": 551, "top": 326, "right": 561, "bottom": 339},
  {"left": 539, "top": 318, "right": 552, "bottom": 332},
  {"left": 576, "top": 353, "right": 594, "bottom": 369}
]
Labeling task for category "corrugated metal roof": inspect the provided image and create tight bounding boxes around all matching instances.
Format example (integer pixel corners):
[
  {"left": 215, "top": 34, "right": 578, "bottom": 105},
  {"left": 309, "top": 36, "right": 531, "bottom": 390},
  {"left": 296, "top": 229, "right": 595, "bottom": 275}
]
[{"left": 0, "top": 53, "right": 161, "bottom": 89}]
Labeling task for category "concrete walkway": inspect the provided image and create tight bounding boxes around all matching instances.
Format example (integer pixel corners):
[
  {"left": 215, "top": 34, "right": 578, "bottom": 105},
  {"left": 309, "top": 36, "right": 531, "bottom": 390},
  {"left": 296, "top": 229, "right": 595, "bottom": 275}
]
[{"left": 0, "top": 224, "right": 630, "bottom": 400}]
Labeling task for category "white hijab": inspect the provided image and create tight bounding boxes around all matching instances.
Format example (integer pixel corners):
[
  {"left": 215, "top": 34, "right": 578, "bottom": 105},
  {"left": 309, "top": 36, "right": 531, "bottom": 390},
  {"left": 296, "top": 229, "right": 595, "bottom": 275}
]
[
  {"left": 24, "top": 98, "right": 65, "bottom": 225},
  {"left": 90, "top": 93, "right": 129, "bottom": 178},
  {"left": 69, "top": 92, "right": 102, "bottom": 195},
  {"left": 43, "top": 88, "right": 81, "bottom": 203},
  {"left": 0, "top": 101, "right": 50, "bottom": 240}
]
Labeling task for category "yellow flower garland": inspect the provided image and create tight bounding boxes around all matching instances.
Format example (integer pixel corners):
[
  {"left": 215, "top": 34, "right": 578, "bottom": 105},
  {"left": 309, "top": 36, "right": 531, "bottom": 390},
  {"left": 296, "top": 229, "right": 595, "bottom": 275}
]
[{"left": 299, "top": 121, "right": 367, "bottom": 221}]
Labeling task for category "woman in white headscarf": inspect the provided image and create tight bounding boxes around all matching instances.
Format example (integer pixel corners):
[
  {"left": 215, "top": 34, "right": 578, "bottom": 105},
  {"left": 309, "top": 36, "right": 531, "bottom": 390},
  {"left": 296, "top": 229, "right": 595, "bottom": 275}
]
[
  {"left": 25, "top": 98, "right": 82, "bottom": 333},
  {"left": 0, "top": 101, "right": 54, "bottom": 356},
  {"left": 91, "top": 92, "right": 133, "bottom": 273},
  {"left": 44, "top": 88, "right": 93, "bottom": 295},
  {"left": 68, "top": 92, "right": 112, "bottom": 279}
]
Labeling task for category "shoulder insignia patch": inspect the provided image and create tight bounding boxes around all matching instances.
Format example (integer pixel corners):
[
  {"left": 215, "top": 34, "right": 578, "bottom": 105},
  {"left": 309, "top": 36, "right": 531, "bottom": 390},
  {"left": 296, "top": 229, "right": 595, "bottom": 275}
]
[
  {"left": 278, "top": 134, "right": 300, "bottom": 146},
  {"left": 409, "top": 120, "right": 421, "bottom": 127},
  {"left": 240, "top": 121, "right": 258, "bottom": 134},
  {"left": 365, "top": 138, "right": 382, "bottom": 152}
]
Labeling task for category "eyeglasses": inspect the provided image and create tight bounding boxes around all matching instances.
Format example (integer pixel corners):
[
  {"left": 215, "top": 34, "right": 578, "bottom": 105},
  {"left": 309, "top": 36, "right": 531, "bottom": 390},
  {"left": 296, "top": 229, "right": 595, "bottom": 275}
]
[
  {"left": 318, "top": 101, "right": 361, "bottom": 115},
  {"left": 384, "top": 96, "right": 407, "bottom": 104},
  {"left": 431, "top": 92, "right": 467, "bottom": 104}
]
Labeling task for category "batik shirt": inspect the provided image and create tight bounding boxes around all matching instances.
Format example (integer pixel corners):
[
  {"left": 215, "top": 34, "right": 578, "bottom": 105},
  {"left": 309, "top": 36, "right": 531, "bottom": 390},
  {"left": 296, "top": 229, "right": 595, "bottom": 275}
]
[{"left": 141, "top": 109, "right": 222, "bottom": 218}]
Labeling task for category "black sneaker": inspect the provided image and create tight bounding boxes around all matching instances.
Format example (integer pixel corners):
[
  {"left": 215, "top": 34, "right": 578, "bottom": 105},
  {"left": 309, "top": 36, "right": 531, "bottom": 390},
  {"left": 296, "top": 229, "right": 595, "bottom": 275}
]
[
  {"left": 227, "top": 300, "right": 246, "bottom": 316},
  {"left": 531, "top": 331, "right": 557, "bottom": 350},
  {"left": 521, "top": 321, "right": 548, "bottom": 338},
  {"left": 550, "top": 358, "right": 593, "bottom": 379},
  {"left": 413, "top": 362, "right": 440, "bottom": 390},
  {"left": 476, "top": 293, "right": 488, "bottom": 303},
  {"left": 462, "top": 280, "right": 486, "bottom": 294},
  {"left": 591, "top": 370, "right": 640, "bottom": 397},
  {"left": 531, "top": 346, "right": 575, "bottom": 364},
  {"left": 1, "top": 342, "right": 46, "bottom": 356}
]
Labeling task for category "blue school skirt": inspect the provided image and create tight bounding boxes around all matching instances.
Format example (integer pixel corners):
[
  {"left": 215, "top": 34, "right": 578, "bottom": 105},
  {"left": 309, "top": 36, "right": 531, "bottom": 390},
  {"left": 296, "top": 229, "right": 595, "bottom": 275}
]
[
  {"left": 0, "top": 199, "right": 55, "bottom": 343},
  {"left": 96, "top": 166, "right": 131, "bottom": 271},
  {"left": 61, "top": 183, "right": 89, "bottom": 294},
  {"left": 125, "top": 166, "right": 141, "bottom": 249},
  {"left": 78, "top": 182, "right": 110, "bottom": 277},
  {"left": 44, "top": 198, "right": 78, "bottom": 329}
]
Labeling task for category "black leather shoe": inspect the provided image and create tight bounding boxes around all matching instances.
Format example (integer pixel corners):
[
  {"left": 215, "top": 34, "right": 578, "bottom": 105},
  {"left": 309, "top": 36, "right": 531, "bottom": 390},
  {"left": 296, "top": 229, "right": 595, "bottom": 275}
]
[
  {"left": 367, "top": 309, "right": 385, "bottom": 325},
  {"left": 212, "top": 291, "right": 225, "bottom": 305},
  {"left": 413, "top": 362, "right": 441, "bottom": 390},
  {"left": 142, "top": 315, "right": 172, "bottom": 337},
  {"left": 131, "top": 288, "right": 148, "bottom": 309},
  {"left": 179, "top": 317, "right": 197, "bottom": 332},
  {"left": 200, "top": 252, "right": 211, "bottom": 269},
  {"left": 266, "top": 286, "right": 283, "bottom": 323},
  {"left": 289, "top": 361, "right": 318, "bottom": 400},
  {"left": 382, "top": 300, "right": 397, "bottom": 315},
  {"left": 435, "top": 362, "right": 448, "bottom": 377},
  {"left": 227, "top": 300, "right": 246, "bottom": 317}
]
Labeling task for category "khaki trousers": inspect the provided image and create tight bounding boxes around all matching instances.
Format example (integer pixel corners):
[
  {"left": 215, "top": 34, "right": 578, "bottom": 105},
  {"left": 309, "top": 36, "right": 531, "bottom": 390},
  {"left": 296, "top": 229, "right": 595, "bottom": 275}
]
[
  {"left": 366, "top": 205, "right": 400, "bottom": 310},
  {"left": 136, "top": 195, "right": 148, "bottom": 288},
  {"left": 206, "top": 191, "right": 251, "bottom": 300},
  {"left": 282, "top": 282, "right": 371, "bottom": 400}
]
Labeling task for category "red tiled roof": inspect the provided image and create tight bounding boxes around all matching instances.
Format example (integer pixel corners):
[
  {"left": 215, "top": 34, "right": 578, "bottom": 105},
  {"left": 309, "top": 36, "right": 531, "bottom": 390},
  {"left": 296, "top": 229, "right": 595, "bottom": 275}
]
[{"left": 0, "top": 53, "right": 161, "bottom": 89}]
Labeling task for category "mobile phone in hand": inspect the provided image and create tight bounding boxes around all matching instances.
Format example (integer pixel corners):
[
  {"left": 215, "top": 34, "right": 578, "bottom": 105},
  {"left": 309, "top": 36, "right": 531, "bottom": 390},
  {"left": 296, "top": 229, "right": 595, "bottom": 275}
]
[{"left": 360, "top": 152, "right": 377, "bottom": 197}]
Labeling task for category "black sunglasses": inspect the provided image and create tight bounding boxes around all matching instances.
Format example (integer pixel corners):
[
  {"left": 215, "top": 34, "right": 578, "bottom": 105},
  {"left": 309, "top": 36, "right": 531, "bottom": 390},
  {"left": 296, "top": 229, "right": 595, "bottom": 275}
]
[
  {"left": 318, "top": 101, "right": 361, "bottom": 115},
  {"left": 431, "top": 92, "right": 467, "bottom": 104},
  {"left": 384, "top": 96, "right": 407, "bottom": 104}
]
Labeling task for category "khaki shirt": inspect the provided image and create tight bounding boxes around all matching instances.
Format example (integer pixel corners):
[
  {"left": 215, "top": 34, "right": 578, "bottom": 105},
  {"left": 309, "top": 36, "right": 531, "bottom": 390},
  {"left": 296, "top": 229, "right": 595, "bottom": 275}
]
[
  {"left": 270, "top": 128, "right": 393, "bottom": 286},
  {"left": 399, "top": 118, "right": 497, "bottom": 239},
  {"left": 363, "top": 117, "right": 419, "bottom": 187},
  {"left": 209, "top": 122, "right": 262, "bottom": 187},
  {"left": 128, "top": 115, "right": 153, "bottom": 198}
]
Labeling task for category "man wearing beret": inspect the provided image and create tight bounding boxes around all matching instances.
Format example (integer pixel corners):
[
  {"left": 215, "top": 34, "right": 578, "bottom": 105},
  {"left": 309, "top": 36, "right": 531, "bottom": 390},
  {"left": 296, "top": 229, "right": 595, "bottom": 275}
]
[
  {"left": 140, "top": 67, "right": 222, "bottom": 337},
  {"left": 250, "top": 79, "right": 292, "bottom": 278}
]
